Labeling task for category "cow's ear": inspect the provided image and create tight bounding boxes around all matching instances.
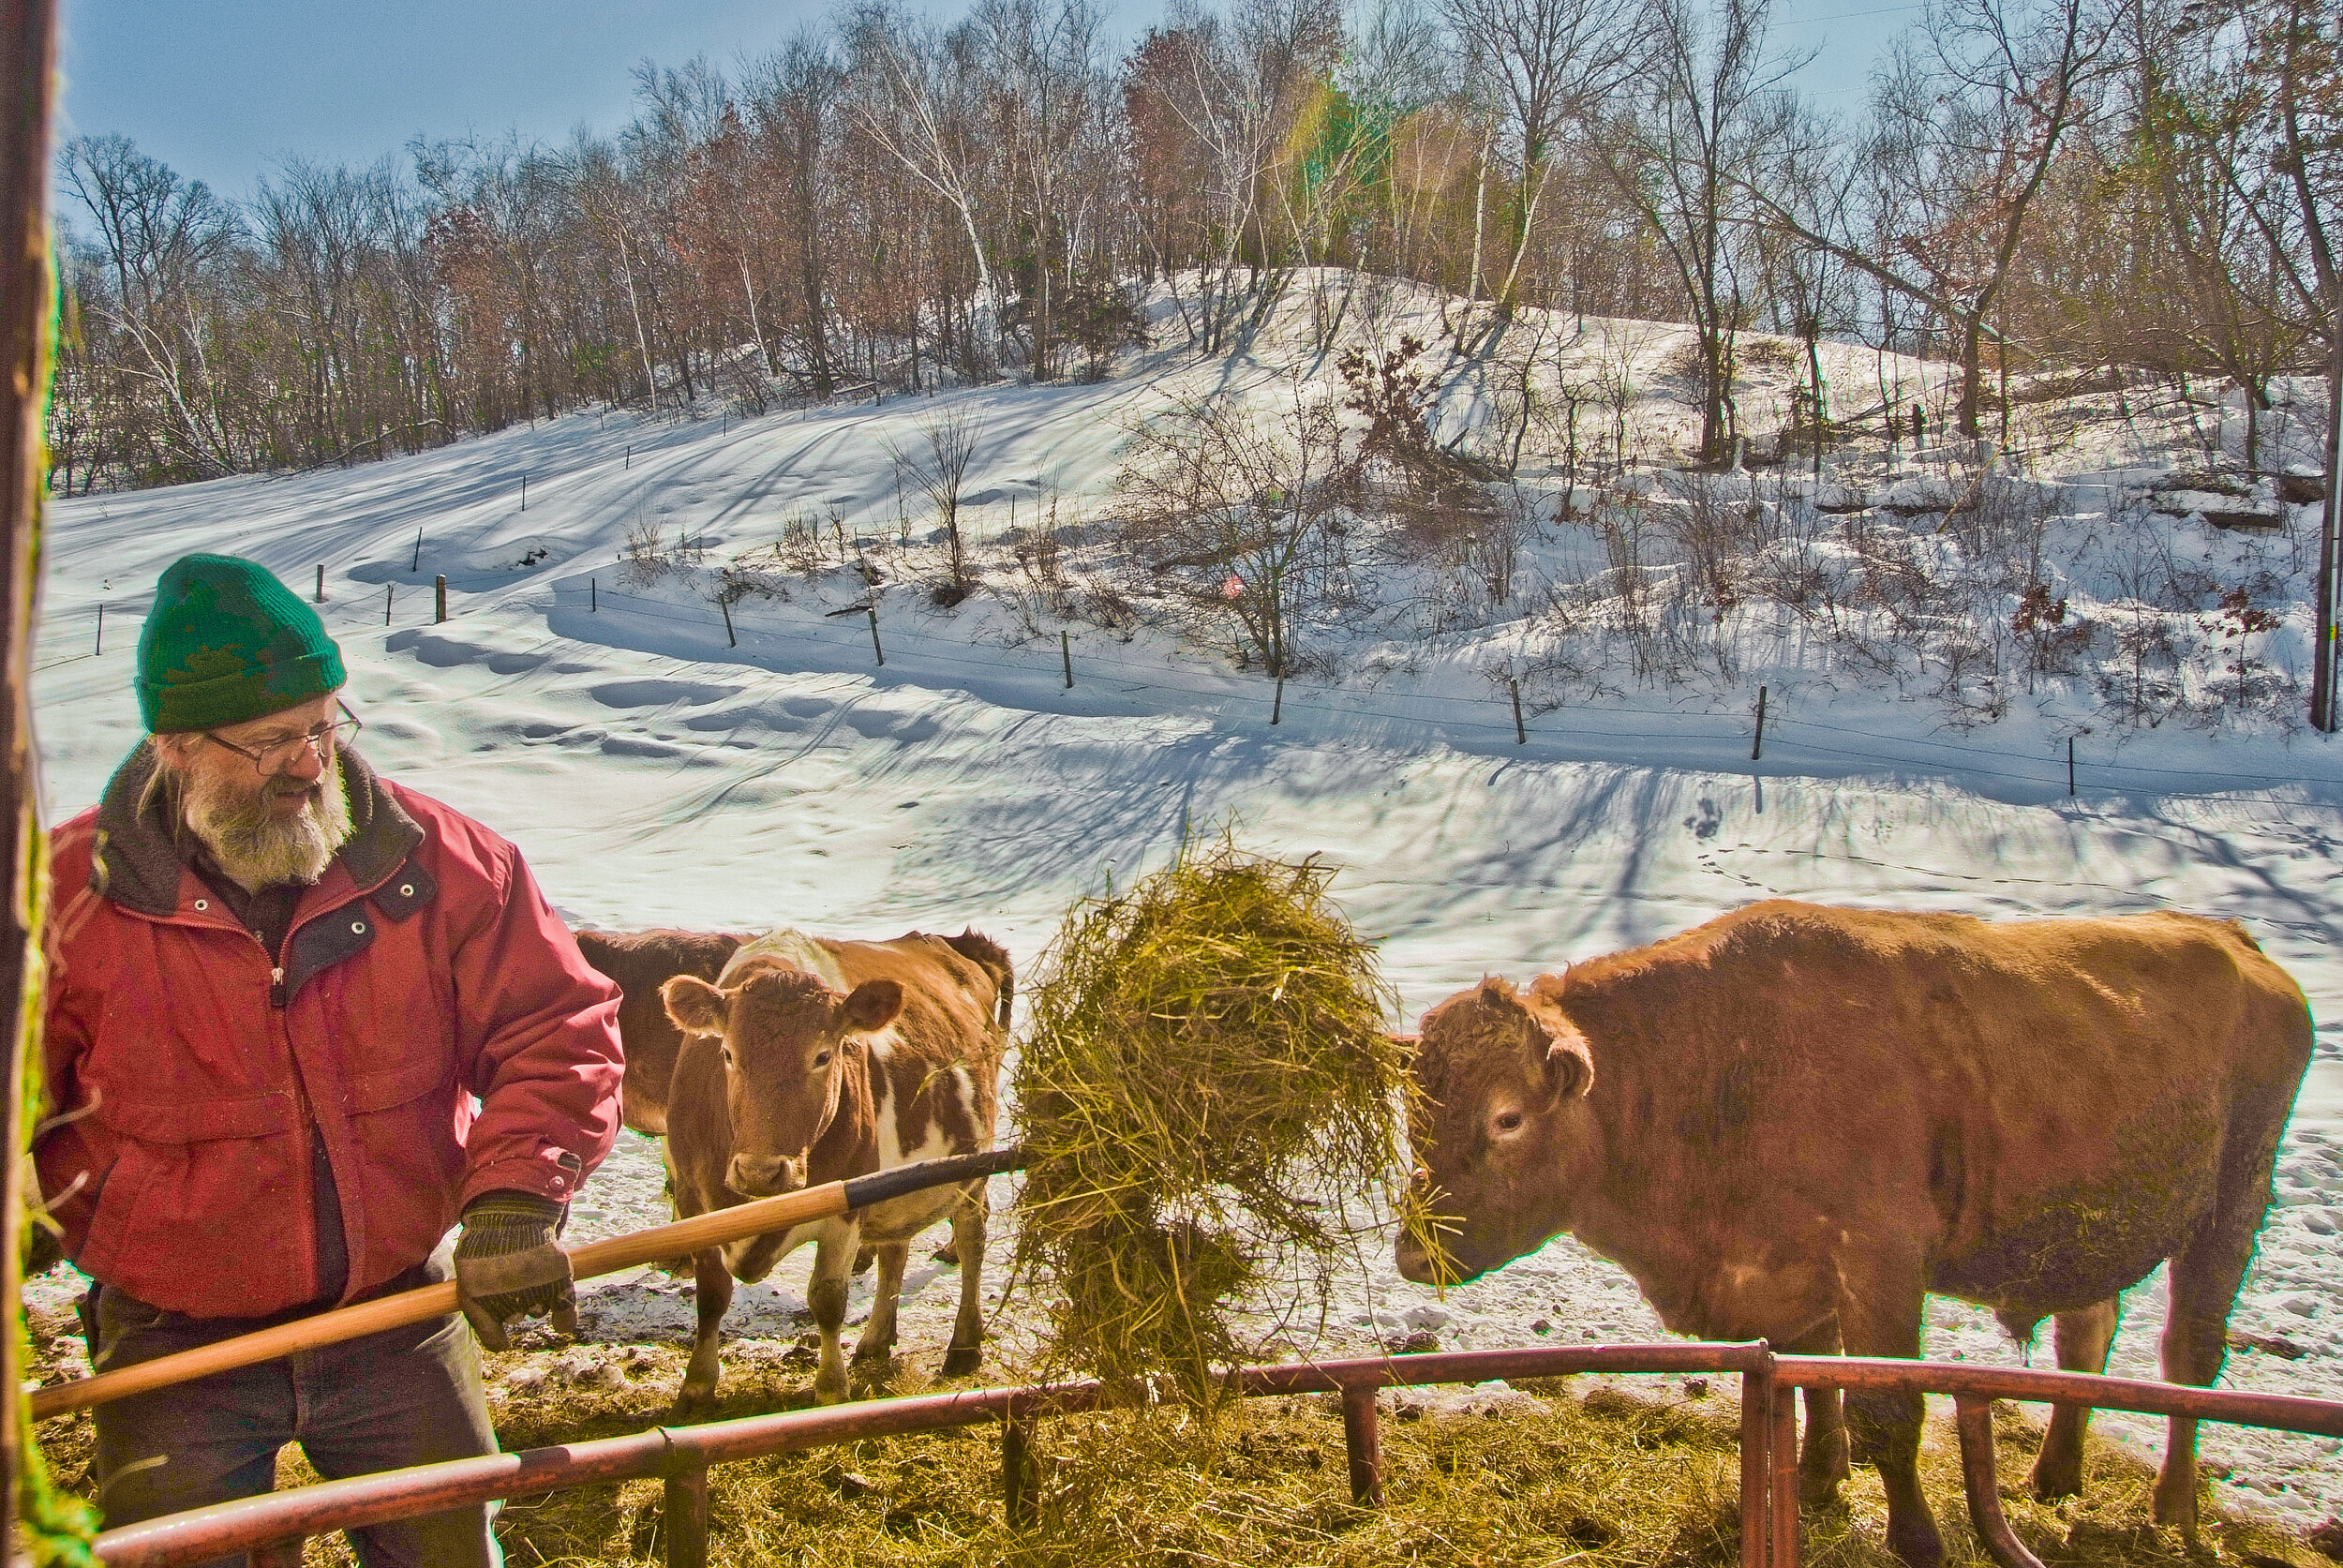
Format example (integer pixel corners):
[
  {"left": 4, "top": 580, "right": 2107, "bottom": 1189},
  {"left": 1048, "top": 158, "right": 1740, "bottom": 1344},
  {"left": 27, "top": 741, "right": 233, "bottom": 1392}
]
[
  {"left": 663, "top": 975, "right": 728, "bottom": 1037},
  {"left": 841, "top": 978, "right": 905, "bottom": 1034},
  {"left": 1541, "top": 1020, "right": 1595, "bottom": 1102}
]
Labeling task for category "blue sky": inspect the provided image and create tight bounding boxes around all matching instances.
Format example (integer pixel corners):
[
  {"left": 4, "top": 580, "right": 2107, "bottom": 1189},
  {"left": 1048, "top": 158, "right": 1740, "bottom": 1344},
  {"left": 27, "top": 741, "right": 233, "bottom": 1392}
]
[{"left": 57, "top": 0, "right": 1918, "bottom": 202}]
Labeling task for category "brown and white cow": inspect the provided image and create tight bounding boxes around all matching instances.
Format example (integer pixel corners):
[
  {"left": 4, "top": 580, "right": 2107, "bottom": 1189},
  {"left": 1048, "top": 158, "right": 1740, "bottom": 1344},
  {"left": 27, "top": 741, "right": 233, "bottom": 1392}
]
[
  {"left": 573, "top": 928, "right": 748, "bottom": 1136},
  {"left": 1397, "top": 901, "right": 2311, "bottom": 1568},
  {"left": 661, "top": 926, "right": 1010, "bottom": 1409}
]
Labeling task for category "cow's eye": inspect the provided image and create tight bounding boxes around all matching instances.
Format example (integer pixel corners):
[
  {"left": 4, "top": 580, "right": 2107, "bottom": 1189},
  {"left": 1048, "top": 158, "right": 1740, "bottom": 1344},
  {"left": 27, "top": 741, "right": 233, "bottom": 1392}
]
[
  {"left": 721, "top": 1048, "right": 735, "bottom": 1067},
  {"left": 1493, "top": 1111, "right": 1524, "bottom": 1135},
  {"left": 813, "top": 1051, "right": 832, "bottom": 1068}
]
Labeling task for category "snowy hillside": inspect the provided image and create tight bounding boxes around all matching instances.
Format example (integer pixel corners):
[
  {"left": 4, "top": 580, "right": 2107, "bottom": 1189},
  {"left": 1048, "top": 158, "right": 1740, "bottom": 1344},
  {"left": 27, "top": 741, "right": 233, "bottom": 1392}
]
[{"left": 27, "top": 290, "right": 2343, "bottom": 1524}]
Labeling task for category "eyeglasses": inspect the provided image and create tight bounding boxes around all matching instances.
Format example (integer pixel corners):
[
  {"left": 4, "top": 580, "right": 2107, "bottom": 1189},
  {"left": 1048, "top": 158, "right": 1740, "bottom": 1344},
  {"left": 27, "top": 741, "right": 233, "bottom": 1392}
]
[{"left": 202, "top": 700, "right": 363, "bottom": 774}]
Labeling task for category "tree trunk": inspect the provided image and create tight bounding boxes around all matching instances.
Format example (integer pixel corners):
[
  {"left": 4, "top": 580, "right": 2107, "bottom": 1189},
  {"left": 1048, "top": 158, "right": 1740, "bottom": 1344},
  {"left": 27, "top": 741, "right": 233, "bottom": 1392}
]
[
  {"left": 2313, "top": 327, "right": 2340, "bottom": 733},
  {"left": 1, "top": 0, "right": 62, "bottom": 1548}
]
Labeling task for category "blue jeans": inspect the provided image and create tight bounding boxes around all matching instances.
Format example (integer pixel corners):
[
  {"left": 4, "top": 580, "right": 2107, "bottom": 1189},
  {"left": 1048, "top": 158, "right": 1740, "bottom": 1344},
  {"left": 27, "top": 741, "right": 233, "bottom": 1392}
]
[{"left": 82, "top": 1262, "right": 502, "bottom": 1568}]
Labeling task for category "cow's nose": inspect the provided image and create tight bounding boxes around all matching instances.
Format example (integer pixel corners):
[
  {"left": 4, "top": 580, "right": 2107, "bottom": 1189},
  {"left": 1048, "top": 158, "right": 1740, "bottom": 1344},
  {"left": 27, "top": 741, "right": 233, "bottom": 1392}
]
[
  {"left": 1394, "top": 1236, "right": 1434, "bottom": 1284},
  {"left": 726, "top": 1153, "right": 802, "bottom": 1197}
]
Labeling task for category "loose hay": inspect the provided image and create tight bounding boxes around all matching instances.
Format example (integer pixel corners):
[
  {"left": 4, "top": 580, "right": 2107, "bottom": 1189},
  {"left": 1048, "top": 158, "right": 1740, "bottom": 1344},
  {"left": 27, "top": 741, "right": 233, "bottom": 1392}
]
[{"left": 1008, "top": 836, "right": 1429, "bottom": 1403}]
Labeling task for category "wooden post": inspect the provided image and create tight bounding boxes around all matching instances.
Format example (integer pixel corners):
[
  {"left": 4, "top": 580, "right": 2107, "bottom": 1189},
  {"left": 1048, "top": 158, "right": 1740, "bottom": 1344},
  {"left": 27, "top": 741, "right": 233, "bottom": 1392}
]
[
  {"left": 867, "top": 607, "right": 884, "bottom": 666},
  {"left": 591, "top": 577, "right": 597, "bottom": 613},
  {"left": 1060, "top": 630, "right": 1072, "bottom": 689},
  {"left": 520, "top": 473, "right": 527, "bottom": 512},
  {"left": 93, "top": 601, "right": 101, "bottom": 653},
  {"left": 434, "top": 575, "right": 447, "bottom": 623},
  {"left": 1770, "top": 1381, "right": 1800, "bottom": 1568},
  {"left": 719, "top": 594, "right": 736, "bottom": 648},
  {"left": 1272, "top": 676, "right": 1284, "bottom": 725},
  {"left": 1002, "top": 1413, "right": 1040, "bottom": 1529},
  {"left": 1340, "top": 1382, "right": 1382, "bottom": 1506},
  {"left": 663, "top": 1465, "right": 709, "bottom": 1568},
  {"left": 2067, "top": 735, "right": 2076, "bottom": 797},
  {"left": 313, "top": 563, "right": 324, "bottom": 603},
  {"left": 1738, "top": 1351, "right": 1773, "bottom": 1568},
  {"left": 626, "top": 443, "right": 632, "bottom": 470},
  {"left": 411, "top": 525, "right": 422, "bottom": 572},
  {"left": 1752, "top": 685, "right": 1768, "bottom": 762},
  {"left": 1509, "top": 678, "right": 1526, "bottom": 744},
  {"left": 382, "top": 585, "right": 392, "bottom": 626},
  {"left": 1, "top": 2, "right": 63, "bottom": 1547}
]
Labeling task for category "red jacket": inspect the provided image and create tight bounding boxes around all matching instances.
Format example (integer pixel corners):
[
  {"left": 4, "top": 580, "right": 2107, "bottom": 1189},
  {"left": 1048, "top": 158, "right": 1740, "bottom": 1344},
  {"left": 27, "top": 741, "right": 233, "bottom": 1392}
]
[{"left": 36, "top": 746, "right": 624, "bottom": 1319}]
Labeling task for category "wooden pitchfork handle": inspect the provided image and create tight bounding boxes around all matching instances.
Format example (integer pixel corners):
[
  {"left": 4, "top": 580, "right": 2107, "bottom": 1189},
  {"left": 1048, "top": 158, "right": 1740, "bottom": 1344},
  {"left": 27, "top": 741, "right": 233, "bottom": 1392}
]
[{"left": 29, "top": 1146, "right": 1028, "bottom": 1423}]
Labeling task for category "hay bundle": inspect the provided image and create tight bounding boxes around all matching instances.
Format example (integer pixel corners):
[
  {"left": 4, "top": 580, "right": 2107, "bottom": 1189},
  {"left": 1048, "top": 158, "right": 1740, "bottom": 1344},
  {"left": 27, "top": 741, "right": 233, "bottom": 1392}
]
[{"left": 1010, "top": 837, "right": 1425, "bottom": 1403}]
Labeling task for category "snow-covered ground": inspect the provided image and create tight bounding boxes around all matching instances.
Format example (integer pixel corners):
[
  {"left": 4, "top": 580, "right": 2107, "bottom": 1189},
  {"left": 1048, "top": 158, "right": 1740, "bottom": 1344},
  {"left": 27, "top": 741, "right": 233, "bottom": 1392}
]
[{"left": 24, "top": 294, "right": 2343, "bottom": 1527}]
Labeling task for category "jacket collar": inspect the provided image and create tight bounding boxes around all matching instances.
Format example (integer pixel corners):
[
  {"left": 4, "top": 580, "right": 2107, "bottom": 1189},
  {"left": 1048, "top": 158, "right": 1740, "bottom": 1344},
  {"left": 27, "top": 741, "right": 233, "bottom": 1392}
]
[{"left": 90, "top": 742, "right": 424, "bottom": 918}]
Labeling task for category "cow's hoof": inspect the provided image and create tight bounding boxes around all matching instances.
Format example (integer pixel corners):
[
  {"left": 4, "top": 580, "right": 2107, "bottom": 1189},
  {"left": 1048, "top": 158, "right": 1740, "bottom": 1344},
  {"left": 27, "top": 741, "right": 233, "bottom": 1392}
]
[
  {"left": 2150, "top": 1473, "right": 2200, "bottom": 1533},
  {"left": 1886, "top": 1514, "right": 1947, "bottom": 1568},
  {"left": 941, "top": 1345, "right": 982, "bottom": 1378},
  {"left": 1798, "top": 1472, "right": 1845, "bottom": 1512},
  {"left": 669, "top": 1385, "right": 717, "bottom": 1420},
  {"left": 852, "top": 1346, "right": 896, "bottom": 1368},
  {"left": 2028, "top": 1456, "right": 2083, "bottom": 1502},
  {"left": 813, "top": 1372, "right": 850, "bottom": 1405}
]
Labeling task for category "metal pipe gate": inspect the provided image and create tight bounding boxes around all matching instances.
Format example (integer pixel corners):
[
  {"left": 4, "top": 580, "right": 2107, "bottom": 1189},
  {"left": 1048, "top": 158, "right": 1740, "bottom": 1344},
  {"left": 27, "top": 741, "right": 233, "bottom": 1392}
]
[{"left": 85, "top": 1342, "right": 2343, "bottom": 1568}]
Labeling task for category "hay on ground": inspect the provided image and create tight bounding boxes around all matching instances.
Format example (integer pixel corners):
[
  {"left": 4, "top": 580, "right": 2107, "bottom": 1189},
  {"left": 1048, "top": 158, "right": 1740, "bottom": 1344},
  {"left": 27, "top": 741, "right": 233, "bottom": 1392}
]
[{"left": 1009, "top": 835, "right": 1428, "bottom": 1404}]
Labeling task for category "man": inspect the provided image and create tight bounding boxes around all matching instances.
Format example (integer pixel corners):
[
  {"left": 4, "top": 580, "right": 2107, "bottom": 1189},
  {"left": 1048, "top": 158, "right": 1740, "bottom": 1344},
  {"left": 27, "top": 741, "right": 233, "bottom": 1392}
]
[{"left": 34, "top": 554, "right": 625, "bottom": 1565}]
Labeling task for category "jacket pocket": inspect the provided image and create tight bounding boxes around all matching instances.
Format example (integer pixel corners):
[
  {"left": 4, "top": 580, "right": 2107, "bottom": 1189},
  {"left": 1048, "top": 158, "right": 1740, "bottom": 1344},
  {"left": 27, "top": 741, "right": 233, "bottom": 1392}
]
[{"left": 77, "top": 1098, "right": 312, "bottom": 1316}]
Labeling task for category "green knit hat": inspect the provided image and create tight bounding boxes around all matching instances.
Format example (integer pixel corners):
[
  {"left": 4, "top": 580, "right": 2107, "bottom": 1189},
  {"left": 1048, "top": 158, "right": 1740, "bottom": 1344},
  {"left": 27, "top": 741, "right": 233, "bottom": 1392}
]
[{"left": 136, "top": 555, "right": 347, "bottom": 733}]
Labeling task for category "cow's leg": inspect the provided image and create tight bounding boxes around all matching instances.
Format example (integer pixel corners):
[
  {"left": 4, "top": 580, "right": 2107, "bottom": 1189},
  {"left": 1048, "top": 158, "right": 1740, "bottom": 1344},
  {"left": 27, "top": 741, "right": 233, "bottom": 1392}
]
[
  {"left": 2029, "top": 1298, "right": 2117, "bottom": 1501},
  {"left": 807, "top": 1224, "right": 856, "bottom": 1404},
  {"left": 1836, "top": 1257, "right": 1941, "bottom": 1568},
  {"left": 1779, "top": 1320, "right": 1851, "bottom": 1507},
  {"left": 942, "top": 1187, "right": 988, "bottom": 1378},
  {"left": 675, "top": 1247, "right": 734, "bottom": 1415},
  {"left": 2156, "top": 1221, "right": 2259, "bottom": 1531},
  {"left": 853, "top": 1242, "right": 911, "bottom": 1367}
]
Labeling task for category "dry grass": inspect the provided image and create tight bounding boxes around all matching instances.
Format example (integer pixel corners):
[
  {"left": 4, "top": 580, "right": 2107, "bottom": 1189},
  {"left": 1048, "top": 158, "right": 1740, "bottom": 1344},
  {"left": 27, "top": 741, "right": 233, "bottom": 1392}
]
[{"left": 1006, "top": 835, "right": 1430, "bottom": 1406}]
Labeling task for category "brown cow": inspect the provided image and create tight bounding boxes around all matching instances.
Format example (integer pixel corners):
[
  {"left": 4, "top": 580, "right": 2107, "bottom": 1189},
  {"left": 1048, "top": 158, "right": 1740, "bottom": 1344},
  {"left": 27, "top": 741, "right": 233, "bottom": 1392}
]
[
  {"left": 661, "top": 926, "right": 1010, "bottom": 1409},
  {"left": 573, "top": 928, "right": 748, "bottom": 1136},
  {"left": 1396, "top": 901, "right": 2310, "bottom": 1568}
]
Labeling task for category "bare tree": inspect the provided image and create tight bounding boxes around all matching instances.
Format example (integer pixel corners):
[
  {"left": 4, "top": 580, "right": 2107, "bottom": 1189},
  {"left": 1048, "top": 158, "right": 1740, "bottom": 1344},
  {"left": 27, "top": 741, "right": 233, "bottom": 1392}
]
[
  {"left": 1439, "top": 0, "right": 1646, "bottom": 337},
  {"left": 1599, "top": 0, "right": 1798, "bottom": 465},
  {"left": 1748, "top": 0, "right": 2114, "bottom": 440},
  {"left": 1114, "top": 381, "right": 1356, "bottom": 674},
  {"left": 889, "top": 406, "right": 987, "bottom": 595},
  {"left": 58, "top": 134, "right": 244, "bottom": 477}
]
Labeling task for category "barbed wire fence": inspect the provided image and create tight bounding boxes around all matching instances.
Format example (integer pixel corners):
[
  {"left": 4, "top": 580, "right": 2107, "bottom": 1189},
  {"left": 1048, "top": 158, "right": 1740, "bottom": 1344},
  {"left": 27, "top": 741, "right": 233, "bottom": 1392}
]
[{"left": 33, "top": 568, "right": 2343, "bottom": 801}]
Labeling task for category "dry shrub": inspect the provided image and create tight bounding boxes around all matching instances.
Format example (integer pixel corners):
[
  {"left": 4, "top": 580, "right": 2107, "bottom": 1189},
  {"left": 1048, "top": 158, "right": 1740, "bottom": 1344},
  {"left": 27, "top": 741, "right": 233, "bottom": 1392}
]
[{"left": 1008, "top": 836, "right": 1426, "bottom": 1406}]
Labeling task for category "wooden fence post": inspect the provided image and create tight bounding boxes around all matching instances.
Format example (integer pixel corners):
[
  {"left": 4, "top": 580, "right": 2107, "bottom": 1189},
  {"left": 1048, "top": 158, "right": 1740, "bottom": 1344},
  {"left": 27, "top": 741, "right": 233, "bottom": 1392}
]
[
  {"left": 1752, "top": 685, "right": 1768, "bottom": 762},
  {"left": 93, "top": 601, "right": 101, "bottom": 654},
  {"left": 719, "top": 594, "right": 736, "bottom": 648},
  {"left": 867, "top": 607, "right": 884, "bottom": 666},
  {"left": 2, "top": 0, "right": 64, "bottom": 1546},
  {"left": 1509, "top": 678, "right": 1526, "bottom": 744},
  {"left": 313, "top": 563, "right": 324, "bottom": 603},
  {"left": 435, "top": 575, "right": 447, "bottom": 623},
  {"left": 1061, "top": 631, "right": 1072, "bottom": 689},
  {"left": 411, "top": 526, "right": 422, "bottom": 573},
  {"left": 382, "top": 585, "right": 392, "bottom": 626}
]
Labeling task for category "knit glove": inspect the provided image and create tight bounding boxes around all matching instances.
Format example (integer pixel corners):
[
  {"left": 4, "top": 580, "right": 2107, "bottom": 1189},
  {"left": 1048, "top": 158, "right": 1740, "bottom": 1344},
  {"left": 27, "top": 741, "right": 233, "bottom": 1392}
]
[{"left": 455, "top": 1192, "right": 575, "bottom": 1351}]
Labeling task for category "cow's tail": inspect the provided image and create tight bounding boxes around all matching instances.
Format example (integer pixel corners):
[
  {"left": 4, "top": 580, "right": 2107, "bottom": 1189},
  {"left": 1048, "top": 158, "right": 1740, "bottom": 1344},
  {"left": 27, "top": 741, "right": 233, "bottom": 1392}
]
[{"left": 944, "top": 928, "right": 1016, "bottom": 1031}]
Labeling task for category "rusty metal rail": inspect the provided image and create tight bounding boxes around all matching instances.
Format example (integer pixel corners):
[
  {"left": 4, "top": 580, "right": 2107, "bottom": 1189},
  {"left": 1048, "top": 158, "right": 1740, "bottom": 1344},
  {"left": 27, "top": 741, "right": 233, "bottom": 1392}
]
[{"left": 84, "top": 1342, "right": 2343, "bottom": 1568}]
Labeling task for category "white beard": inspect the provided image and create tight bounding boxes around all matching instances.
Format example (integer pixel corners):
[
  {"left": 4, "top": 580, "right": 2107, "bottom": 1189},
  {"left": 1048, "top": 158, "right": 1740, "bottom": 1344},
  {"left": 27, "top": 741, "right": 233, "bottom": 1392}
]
[{"left": 180, "top": 748, "right": 355, "bottom": 890}]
